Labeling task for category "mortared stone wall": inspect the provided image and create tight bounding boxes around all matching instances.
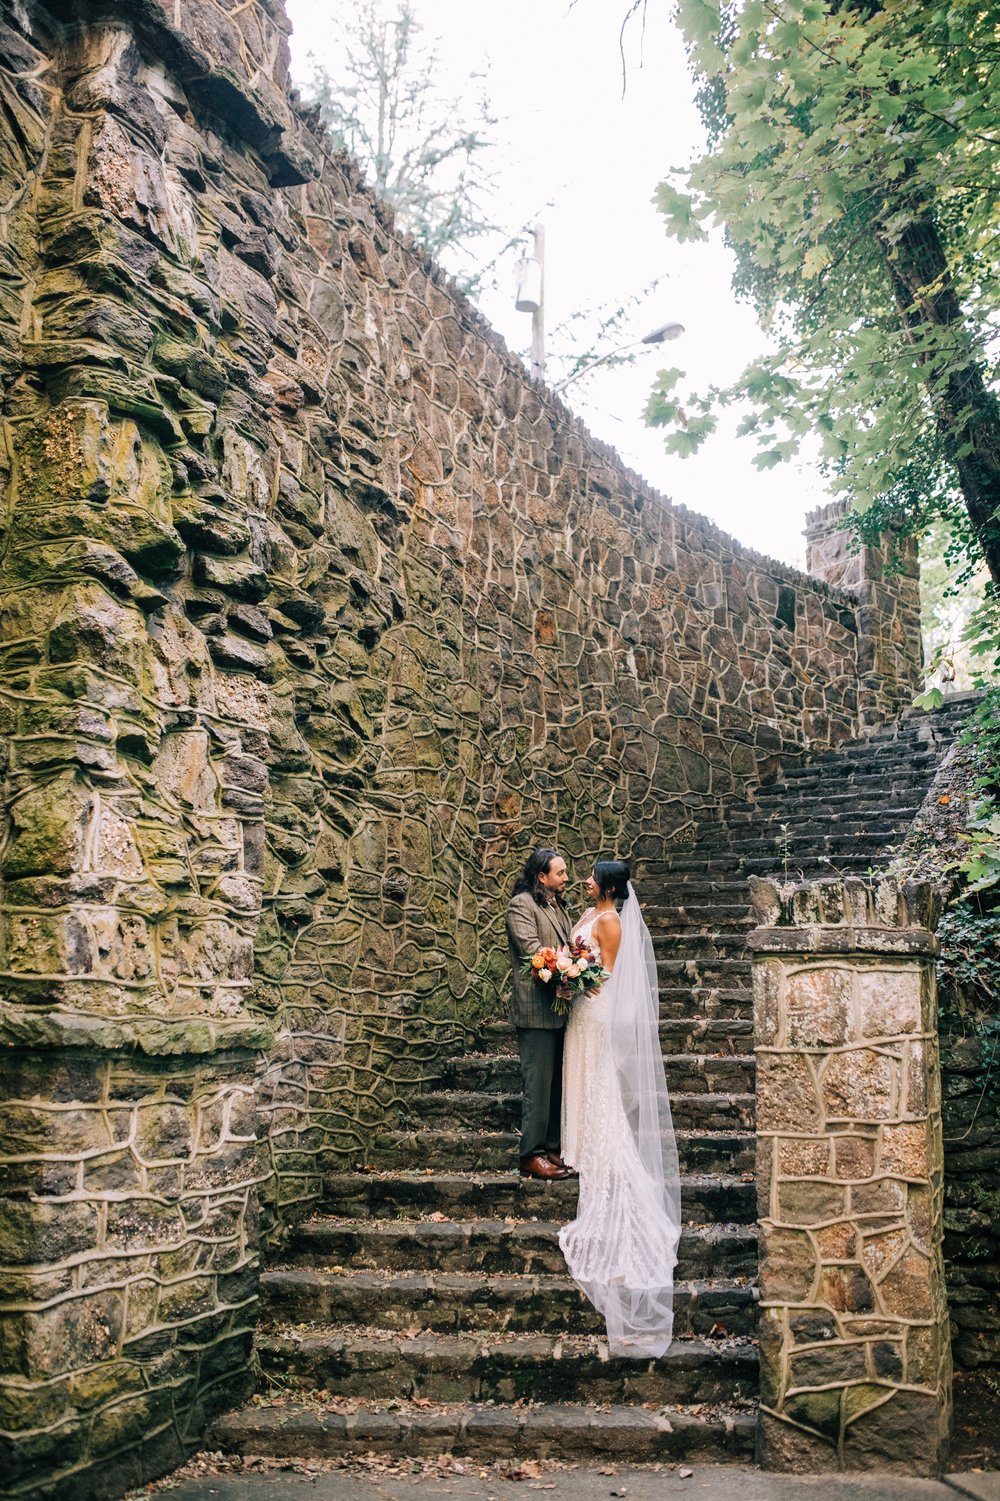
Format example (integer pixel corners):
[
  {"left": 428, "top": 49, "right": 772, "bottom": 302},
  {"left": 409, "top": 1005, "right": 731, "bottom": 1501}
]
[{"left": 0, "top": 1, "right": 923, "bottom": 1494}]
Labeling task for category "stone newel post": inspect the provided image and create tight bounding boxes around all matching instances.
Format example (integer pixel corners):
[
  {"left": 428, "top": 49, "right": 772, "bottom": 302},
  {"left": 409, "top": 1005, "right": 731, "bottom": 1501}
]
[{"left": 749, "top": 876, "right": 952, "bottom": 1474}]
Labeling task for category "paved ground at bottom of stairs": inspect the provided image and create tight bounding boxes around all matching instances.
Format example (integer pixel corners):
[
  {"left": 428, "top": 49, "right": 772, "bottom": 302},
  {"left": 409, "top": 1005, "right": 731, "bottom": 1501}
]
[{"left": 126, "top": 1457, "right": 1000, "bottom": 1501}]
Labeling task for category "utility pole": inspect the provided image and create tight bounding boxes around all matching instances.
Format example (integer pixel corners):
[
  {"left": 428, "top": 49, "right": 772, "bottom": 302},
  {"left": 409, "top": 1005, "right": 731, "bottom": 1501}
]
[
  {"left": 515, "top": 223, "right": 546, "bottom": 381},
  {"left": 530, "top": 222, "right": 545, "bottom": 381}
]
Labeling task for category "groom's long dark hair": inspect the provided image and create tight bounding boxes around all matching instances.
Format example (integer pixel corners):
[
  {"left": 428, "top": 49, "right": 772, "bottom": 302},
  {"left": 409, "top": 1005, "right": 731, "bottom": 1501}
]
[{"left": 512, "top": 846, "right": 567, "bottom": 909}]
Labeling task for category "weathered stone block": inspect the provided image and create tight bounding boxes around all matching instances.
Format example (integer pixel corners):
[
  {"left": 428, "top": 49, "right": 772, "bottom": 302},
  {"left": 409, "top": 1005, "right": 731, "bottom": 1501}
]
[
  {"left": 757, "top": 1052, "right": 823, "bottom": 1133},
  {"left": 760, "top": 1227, "right": 817, "bottom": 1303},
  {"left": 777, "top": 1179, "right": 846, "bottom": 1227},
  {"left": 858, "top": 968, "right": 922, "bottom": 1038},
  {"left": 818, "top": 1264, "right": 876, "bottom": 1315},
  {"left": 785, "top": 966, "right": 852, "bottom": 1048},
  {"left": 822, "top": 1048, "right": 898, "bottom": 1123},
  {"left": 833, "top": 1134, "right": 877, "bottom": 1180}
]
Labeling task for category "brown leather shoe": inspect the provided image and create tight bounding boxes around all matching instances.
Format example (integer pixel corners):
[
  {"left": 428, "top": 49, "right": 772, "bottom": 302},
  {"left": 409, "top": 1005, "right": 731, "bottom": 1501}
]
[
  {"left": 546, "top": 1153, "right": 578, "bottom": 1177},
  {"left": 519, "top": 1153, "right": 570, "bottom": 1180}
]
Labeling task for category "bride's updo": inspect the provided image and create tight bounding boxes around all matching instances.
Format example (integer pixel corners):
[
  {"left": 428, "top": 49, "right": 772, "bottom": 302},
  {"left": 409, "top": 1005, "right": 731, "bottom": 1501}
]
[{"left": 593, "top": 860, "right": 631, "bottom": 903}]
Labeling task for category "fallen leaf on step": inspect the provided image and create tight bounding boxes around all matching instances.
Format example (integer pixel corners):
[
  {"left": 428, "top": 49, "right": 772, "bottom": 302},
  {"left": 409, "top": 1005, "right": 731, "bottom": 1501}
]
[
  {"left": 678, "top": 1468, "right": 694, "bottom": 1479},
  {"left": 428, "top": 1211, "right": 449, "bottom": 1222},
  {"left": 598, "top": 1469, "right": 616, "bottom": 1476}
]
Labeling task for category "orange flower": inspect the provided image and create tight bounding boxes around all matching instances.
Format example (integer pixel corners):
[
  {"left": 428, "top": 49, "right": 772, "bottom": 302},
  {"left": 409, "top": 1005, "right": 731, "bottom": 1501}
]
[
  {"left": 938, "top": 795, "right": 952, "bottom": 805},
  {"left": 531, "top": 953, "right": 545, "bottom": 970}
]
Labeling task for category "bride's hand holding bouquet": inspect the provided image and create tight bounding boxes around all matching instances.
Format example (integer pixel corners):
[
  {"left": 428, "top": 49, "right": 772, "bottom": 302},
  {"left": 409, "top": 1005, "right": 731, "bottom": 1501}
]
[{"left": 522, "top": 936, "right": 610, "bottom": 1017}]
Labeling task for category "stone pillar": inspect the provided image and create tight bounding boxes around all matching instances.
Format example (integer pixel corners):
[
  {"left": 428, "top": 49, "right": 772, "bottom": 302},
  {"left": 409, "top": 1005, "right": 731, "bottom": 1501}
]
[
  {"left": 749, "top": 876, "right": 952, "bottom": 1475},
  {"left": 805, "top": 500, "right": 923, "bottom": 729}
]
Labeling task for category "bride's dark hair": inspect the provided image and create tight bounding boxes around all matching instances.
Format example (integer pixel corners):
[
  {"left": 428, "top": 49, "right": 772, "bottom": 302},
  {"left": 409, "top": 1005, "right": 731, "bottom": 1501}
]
[{"left": 593, "top": 860, "right": 630, "bottom": 902}]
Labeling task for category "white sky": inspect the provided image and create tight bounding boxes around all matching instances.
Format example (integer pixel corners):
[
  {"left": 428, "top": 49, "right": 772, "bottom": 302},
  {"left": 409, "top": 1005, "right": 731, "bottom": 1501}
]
[{"left": 286, "top": 0, "right": 832, "bottom": 568}]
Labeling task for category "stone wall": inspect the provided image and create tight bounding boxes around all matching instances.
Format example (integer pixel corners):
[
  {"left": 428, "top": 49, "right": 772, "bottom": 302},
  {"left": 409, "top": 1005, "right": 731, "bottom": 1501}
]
[
  {"left": 750, "top": 877, "right": 952, "bottom": 1475},
  {"left": 0, "top": 0, "right": 924, "bottom": 1493},
  {"left": 0, "top": 1050, "right": 262, "bottom": 1494},
  {"left": 805, "top": 501, "right": 923, "bottom": 728},
  {"left": 941, "top": 1025, "right": 1000, "bottom": 1371}
]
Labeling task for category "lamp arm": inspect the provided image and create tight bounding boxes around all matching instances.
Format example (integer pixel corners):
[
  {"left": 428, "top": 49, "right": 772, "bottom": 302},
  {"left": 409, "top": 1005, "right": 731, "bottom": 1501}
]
[{"left": 552, "top": 338, "right": 639, "bottom": 395}]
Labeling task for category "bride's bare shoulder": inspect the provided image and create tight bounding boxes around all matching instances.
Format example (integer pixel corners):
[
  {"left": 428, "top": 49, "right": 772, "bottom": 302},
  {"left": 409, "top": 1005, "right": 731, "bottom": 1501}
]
[{"left": 593, "top": 908, "right": 621, "bottom": 935}]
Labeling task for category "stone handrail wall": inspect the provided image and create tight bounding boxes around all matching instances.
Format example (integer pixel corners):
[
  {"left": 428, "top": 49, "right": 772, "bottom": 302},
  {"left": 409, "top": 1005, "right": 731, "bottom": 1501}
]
[
  {"left": 0, "top": 1, "right": 923, "bottom": 1493},
  {"left": 749, "top": 876, "right": 952, "bottom": 1475}
]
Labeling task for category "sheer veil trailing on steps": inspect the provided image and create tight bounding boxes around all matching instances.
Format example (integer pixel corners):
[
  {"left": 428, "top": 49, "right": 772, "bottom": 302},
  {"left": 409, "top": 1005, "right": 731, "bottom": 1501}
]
[{"left": 558, "top": 883, "right": 681, "bottom": 1357}]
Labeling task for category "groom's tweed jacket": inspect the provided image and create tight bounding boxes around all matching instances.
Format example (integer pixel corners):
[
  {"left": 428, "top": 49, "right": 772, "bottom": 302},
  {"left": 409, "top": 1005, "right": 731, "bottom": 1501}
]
[{"left": 505, "top": 891, "right": 572, "bottom": 1029}]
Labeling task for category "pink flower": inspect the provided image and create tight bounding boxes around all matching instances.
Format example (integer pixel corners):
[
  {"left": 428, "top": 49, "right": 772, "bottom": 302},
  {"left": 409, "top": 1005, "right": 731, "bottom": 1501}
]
[
  {"left": 567, "top": 964, "right": 581, "bottom": 978},
  {"left": 538, "top": 968, "right": 552, "bottom": 983}
]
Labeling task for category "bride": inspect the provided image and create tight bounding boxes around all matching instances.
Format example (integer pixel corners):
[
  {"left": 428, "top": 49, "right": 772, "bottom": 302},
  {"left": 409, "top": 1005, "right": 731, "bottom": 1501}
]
[{"left": 559, "top": 860, "right": 681, "bottom": 1357}]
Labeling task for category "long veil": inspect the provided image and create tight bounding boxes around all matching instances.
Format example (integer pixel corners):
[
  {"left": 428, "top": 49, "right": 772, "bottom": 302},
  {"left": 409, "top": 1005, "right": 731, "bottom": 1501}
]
[{"left": 559, "top": 882, "right": 681, "bottom": 1357}]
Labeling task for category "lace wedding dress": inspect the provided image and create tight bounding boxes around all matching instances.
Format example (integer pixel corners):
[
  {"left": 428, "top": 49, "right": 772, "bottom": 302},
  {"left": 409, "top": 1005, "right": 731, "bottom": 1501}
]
[{"left": 559, "top": 887, "right": 681, "bottom": 1357}]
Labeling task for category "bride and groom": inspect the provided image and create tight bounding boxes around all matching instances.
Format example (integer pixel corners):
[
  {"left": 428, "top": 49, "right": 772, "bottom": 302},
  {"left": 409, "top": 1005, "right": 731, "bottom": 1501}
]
[{"left": 505, "top": 847, "right": 681, "bottom": 1357}]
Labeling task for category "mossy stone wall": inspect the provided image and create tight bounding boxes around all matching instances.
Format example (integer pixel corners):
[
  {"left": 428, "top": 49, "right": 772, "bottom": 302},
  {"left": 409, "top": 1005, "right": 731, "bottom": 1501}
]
[{"left": 0, "top": 2, "right": 923, "bottom": 1494}]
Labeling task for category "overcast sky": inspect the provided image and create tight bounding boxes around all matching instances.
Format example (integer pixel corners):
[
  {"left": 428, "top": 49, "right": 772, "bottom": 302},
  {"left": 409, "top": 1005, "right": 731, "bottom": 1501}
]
[{"left": 285, "top": 0, "right": 832, "bottom": 568}]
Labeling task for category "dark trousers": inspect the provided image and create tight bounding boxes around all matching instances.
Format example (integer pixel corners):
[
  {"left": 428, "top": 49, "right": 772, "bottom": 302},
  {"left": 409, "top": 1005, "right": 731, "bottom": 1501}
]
[{"left": 516, "top": 1026, "right": 564, "bottom": 1159}]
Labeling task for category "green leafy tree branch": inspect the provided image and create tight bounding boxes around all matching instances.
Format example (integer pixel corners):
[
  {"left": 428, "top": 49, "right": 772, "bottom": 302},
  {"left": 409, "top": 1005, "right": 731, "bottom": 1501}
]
[
  {"left": 651, "top": 0, "right": 1000, "bottom": 889},
  {"left": 651, "top": 0, "right": 1000, "bottom": 584}
]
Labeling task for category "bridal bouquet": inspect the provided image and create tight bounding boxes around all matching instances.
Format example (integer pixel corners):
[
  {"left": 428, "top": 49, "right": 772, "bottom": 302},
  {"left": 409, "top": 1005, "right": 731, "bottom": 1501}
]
[{"left": 522, "top": 936, "right": 610, "bottom": 1017}]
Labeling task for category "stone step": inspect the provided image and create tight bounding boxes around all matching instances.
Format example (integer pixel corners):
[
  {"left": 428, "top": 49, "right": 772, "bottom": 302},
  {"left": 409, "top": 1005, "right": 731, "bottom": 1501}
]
[
  {"left": 365, "top": 1127, "right": 756, "bottom": 1177},
  {"left": 652, "top": 878, "right": 754, "bottom": 899},
  {"left": 681, "top": 826, "right": 906, "bottom": 855},
  {"left": 690, "top": 828, "right": 908, "bottom": 856},
  {"left": 747, "top": 795, "right": 925, "bottom": 819},
  {"left": 319, "top": 1172, "right": 756, "bottom": 1225},
  {"left": 255, "top": 1326, "right": 760, "bottom": 1405},
  {"left": 473, "top": 1018, "right": 754, "bottom": 1056},
  {"left": 660, "top": 852, "right": 890, "bottom": 877},
  {"left": 261, "top": 1267, "right": 759, "bottom": 1337},
  {"left": 645, "top": 905, "right": 754, "bottom": 929},
  {"left": 650, "top": 933, "right": 752, "bottom": 957},
  {"left": 656, "top": 956, "right": 752, "bottom": 981},
  {"left": 781, "top": 750, "right": 940, "bottom": 777},
  {"left": 211, "top": 1397, "right": 757, "bottom": 1463},
  {"left": 731, "top": 791, "right": 925, "bottom": 815},
  {"left": 437, "top": 1055, "right": 755, "bottom": 1097},
  {"left": 669, "top": 834, "right": 894, "bottom": 870},
  {"left": 283, "top": 1217, "right": 758, "bottom": 1279},
  {"left": 656, "top": 987, "right": 752, "bottom": 1020},
  {"left": 407, "top": 1091, "right": 755, "bottom": 1133}
]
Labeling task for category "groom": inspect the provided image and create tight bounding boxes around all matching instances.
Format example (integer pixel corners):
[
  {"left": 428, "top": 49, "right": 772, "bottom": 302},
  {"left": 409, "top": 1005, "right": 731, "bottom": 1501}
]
[{"left": 505, "top": 847, "right": 572, "bottom": 1181}]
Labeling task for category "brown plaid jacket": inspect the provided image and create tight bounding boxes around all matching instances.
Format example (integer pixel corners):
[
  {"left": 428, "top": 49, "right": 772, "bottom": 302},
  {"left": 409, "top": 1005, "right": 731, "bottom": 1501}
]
[{"left": 505, "top": 890, "right": 572, "bottom": 1029}]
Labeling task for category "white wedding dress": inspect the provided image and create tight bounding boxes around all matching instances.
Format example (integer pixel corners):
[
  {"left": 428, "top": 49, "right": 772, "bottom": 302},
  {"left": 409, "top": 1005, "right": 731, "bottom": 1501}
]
[{"left": 559, "top": 888, "right": 681, "bottom": 1357}]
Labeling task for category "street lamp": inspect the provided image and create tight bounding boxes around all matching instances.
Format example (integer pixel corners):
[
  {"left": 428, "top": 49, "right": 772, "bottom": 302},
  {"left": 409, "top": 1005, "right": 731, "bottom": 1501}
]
[
  {"left": 513, "top": 223, "right": 685, "bottom": 389},
  {"left": 553, "top": 320, "right": 685, "bottom": 394}
]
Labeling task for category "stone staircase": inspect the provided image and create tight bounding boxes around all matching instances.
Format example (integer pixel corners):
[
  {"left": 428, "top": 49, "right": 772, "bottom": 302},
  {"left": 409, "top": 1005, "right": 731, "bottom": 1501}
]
[{"left": 214, "top": 699, "right": 972, "bottom": 1466}]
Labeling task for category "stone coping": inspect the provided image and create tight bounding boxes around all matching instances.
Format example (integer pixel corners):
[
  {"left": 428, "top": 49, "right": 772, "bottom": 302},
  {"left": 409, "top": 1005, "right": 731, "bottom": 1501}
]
[
  {"left": 749, "top": 875, "right": 941, "bottom": 935},
  {"left": 748, "top": 928, "right": 939, "bottom": 957}
]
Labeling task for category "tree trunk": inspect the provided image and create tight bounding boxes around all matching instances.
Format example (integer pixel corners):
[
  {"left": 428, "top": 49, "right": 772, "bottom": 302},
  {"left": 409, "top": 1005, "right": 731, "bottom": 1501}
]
[{"left": 875, "top": 210, "right": 1000, "bottom": 583}]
